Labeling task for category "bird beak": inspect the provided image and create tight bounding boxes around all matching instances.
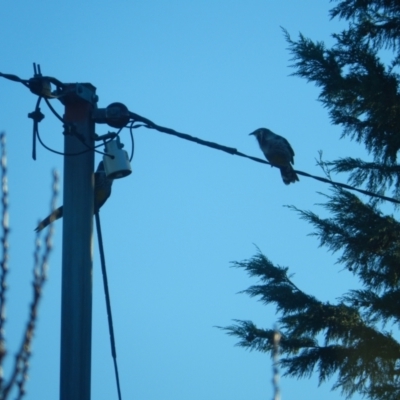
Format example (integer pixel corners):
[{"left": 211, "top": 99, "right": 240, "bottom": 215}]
[{"left": 249, "top": 131, "right": 255, "bottom": 136}]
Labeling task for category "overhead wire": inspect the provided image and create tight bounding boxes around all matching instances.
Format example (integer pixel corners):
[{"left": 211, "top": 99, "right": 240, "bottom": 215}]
[
  {"left": 2, "top": 69, "right": 400, "bottom": 202},
  {"left": 0, "top": 72, "right": 30, "bottom": 88},
  {"left": 128, "top": 112, "right": 400, "bottom": 206}
]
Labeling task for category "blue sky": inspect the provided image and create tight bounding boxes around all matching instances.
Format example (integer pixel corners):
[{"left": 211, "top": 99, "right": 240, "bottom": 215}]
[{"left": 0, "top": 1, "right": 370, "bottom": 399}]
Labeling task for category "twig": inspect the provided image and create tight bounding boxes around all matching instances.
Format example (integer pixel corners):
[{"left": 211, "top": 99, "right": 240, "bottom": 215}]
[{"left": 0, "top": 132, "right": 9, "bottom": 391}]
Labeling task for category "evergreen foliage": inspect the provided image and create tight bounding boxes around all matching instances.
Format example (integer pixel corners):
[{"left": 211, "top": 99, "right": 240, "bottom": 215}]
[{"left": 220, "top": 1, "right": 400, "bottom": 398}]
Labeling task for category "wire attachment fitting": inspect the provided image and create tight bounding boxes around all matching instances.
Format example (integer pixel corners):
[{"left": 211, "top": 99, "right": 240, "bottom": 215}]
[
  {"left": 28, "top": 108, "right": 45, "bottom": 124},
  {"left": 28, "top": 99, "right": 45, "bottom": 160},
  {"left": 93, "top": 103, "right": 130, "bottom": 129},
  {"left": 28, "top": 64, "right": 53, "bottom": 98}
]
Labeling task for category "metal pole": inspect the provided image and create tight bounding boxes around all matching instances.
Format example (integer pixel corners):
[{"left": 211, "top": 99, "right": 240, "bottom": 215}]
[{"left": 59, "top": 84, "right": 96, "bottom": 400}]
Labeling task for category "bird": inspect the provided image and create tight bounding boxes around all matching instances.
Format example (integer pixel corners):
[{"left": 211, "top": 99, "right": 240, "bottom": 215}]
[
  {"left": 249, "top": 128, "right": 299, "bottom": 185},
  {"left": 35, "top": 161, "right": 113, "bottom": 232}
]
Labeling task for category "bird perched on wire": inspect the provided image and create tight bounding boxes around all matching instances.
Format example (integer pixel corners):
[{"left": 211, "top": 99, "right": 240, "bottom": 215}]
[
  {"left": 249, "top": 128, "right": 299, "bottom": 185},
  {"left": 35, "top": 161, "right": 113, "bottom": 232}
]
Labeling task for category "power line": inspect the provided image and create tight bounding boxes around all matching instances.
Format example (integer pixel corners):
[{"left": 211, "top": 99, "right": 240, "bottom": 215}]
[
  {"left": 128, "top": 111, "right": 400, "bottom": 205},
  {"left": 2, "top": 68, "right": 399, "bottom": 206}
]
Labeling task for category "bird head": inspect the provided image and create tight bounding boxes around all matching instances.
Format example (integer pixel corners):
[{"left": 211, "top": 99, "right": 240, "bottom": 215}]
[{"left": 249, "top": 128, "right": 272, "bottom": 140}]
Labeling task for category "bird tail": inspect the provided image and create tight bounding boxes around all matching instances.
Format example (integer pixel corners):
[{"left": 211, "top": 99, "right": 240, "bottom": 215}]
[
  {"left": 35, "top": 206, "right": 63, "bottom": 232},
  {"left": 280, "top": 165, "right": 299, "bottom": 185}
]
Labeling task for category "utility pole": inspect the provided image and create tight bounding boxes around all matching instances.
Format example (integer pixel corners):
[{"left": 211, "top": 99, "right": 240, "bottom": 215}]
[
  {"left": 59, "top": 84, "right": 97, "bottom": 400},
  {"left": 0, "top": 68, "right": 131, "bottom": 399}
]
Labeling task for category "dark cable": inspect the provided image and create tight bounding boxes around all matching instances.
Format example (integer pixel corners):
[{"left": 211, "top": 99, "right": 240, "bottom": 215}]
[
  {"left": 95, "top": 211, "right": 123, "bottom": 400},
  {"left": 1, "top": 68, "right": 65, "bottom": 97},
  {"left": 130, "top": 111, "right": 238, "bottom": 155},
  {"left": 44, "top": 98, "right": 64, "bottom": 122},
  {"left": 129, "top": 112, "right": 400, "bottom": 206},
  {"left": 128, "top": 122, "right": 135, "bottom": 161},
  {"left": 291, "top": 169, "right": 400, "bottom": 203},
  {"left": 31, "top": 108, "right": 111, "bottom": 157},
  {"left": 0, "top": 72, "right": 30, "bottom": 88},
  {"left": 64, "top": 124, "right": 112, "bottom": 157},
  {"left": 35, "top": 127, "right": 69, "bottom": 156},
  {"left": 35, "top": 127, "right": 96, "bottom": 157}
]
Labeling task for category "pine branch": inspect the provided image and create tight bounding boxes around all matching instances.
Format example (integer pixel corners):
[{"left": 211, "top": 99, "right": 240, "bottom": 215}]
[
  {"left": 222, "top": 249, "right": 400, "bottom": 399},
  {"left": 330, "top": 0, "right": 400, "bottom": 53},
  {"left": 325, "top": 157, "right": 400, "bottom": 202},
  {"left": 288, "top": 188, "right": 400, "bottom": 290},
  {"left": 284, "top": 25, "right": 400, "bottom": 165},
  {"left": 343, "top": 289, "right": 400, "bottom": 325}
]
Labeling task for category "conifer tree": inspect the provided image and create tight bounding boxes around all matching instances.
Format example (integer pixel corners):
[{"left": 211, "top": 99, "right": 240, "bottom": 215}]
[{"left": 221, "top": 2, "right": 400, "bottom": 399}]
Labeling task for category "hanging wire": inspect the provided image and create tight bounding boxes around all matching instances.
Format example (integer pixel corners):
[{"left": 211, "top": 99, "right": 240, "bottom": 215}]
[
  {"left": 34, "top": 125, "right": 92, "bottom": 157},
  {"left": 94, "top": 211, "right": 123, "bottom": 400},
  {"left": 44, "top": 98, "right": 64, "bottom": 122},
  {"left": 34, "top": 122, "right": 113, "bottom": 158},
  {"left": 30, "top": 98, "right": 114, "bottom": 158},
  {"left": 128, "top": 122, "right": 136, "bottom": 161}
]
